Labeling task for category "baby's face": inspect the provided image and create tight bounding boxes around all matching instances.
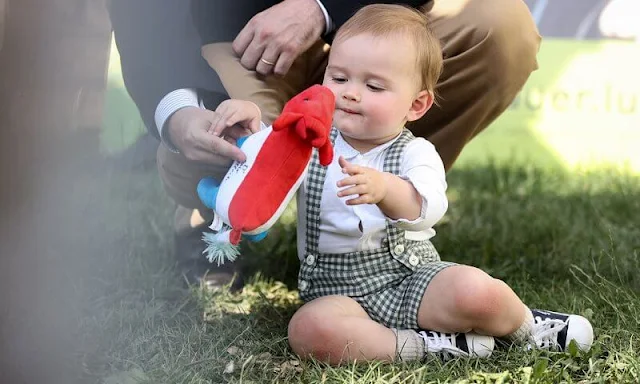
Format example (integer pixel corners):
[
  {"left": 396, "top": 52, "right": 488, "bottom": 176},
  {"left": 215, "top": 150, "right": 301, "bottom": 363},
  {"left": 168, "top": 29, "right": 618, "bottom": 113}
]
[{"left": 323, "top": 33, "right": 422, "bottom": 150}]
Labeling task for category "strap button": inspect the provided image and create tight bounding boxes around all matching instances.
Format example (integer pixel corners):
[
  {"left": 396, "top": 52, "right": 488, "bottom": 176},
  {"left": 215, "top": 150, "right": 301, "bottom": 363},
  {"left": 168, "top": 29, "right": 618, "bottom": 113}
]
[
  {"left": 393, "top": 244, "right": 405, "bottom": 255},
  {"left": 306, "top": 254, "right": 316, "bottom": 266}
]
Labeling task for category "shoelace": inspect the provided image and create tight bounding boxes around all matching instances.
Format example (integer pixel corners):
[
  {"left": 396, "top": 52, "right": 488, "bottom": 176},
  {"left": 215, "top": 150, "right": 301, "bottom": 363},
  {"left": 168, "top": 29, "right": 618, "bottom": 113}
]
[
  {"left": 531, "top": 316, "right": 568, "bottom": 350},
  {"left": 418, "top": 331, "right": 468, "bottom": 360}
]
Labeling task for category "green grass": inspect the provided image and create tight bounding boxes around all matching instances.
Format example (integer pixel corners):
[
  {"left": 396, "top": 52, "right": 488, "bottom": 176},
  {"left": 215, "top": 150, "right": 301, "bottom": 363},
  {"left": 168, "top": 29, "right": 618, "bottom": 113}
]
[{"left": 73, "top": 158, "right": 640, "bottom": 384}]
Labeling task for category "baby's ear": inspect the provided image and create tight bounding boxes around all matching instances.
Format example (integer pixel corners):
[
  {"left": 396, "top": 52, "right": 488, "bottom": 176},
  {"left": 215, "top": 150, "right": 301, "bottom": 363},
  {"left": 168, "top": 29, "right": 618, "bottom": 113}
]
[{"left": 407, "top": 90, "right": 434, "bottom": 122}]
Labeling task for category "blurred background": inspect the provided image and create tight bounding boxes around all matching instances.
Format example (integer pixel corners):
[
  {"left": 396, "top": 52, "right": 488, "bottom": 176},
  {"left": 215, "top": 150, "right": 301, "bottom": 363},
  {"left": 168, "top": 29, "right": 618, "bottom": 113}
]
[
  {"left": 0, "top": 1, "right": 638, "bottom": 383},
  {"left": 97, "top": 0, "right": 640, "bottom": 171}
]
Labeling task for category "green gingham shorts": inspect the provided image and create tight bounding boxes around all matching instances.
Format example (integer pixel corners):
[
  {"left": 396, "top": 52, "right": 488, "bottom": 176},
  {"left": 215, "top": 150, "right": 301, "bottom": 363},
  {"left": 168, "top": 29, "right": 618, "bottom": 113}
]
[{"left": 298, "top": 239, "right": 456, "bottom": 329}]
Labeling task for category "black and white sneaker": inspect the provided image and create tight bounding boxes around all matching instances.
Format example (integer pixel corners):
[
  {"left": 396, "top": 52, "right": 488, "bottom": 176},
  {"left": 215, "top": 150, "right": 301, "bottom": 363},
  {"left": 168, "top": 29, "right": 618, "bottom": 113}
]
[
  {"left": 418, "top": 330, "right": 495, "bottom": 359},
  {"left": 530, "top": 309, "right": 594, "bottom": 352}
]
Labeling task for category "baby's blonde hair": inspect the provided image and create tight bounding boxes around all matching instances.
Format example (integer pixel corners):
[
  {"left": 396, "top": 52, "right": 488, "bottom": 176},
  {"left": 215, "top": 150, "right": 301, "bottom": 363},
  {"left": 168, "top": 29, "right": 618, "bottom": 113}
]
[{"left": 333, "top": 4, "right": 443, "bottom": 94}]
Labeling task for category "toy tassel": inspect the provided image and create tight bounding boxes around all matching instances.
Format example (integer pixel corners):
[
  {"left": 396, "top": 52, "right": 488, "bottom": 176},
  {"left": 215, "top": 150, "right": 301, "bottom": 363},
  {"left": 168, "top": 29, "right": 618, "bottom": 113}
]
[{"left": 202, "top": 225, "right": 241, "bottom": 266}]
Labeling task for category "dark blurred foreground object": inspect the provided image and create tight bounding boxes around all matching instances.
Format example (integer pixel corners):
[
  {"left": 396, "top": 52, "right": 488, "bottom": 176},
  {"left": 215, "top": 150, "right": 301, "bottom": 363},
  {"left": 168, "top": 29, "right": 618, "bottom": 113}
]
[{"left": 0, "top": 0, "right": 112, "bottom": 383}]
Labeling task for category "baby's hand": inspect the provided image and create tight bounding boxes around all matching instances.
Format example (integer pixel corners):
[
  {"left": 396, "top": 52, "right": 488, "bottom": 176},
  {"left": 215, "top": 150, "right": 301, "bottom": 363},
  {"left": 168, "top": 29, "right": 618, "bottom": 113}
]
[
  {"left": 208, "top": 99, "right": 262, "bottom": 139},
  {"left": 336, "top": 156, "right": 388, "bottom": 205}
]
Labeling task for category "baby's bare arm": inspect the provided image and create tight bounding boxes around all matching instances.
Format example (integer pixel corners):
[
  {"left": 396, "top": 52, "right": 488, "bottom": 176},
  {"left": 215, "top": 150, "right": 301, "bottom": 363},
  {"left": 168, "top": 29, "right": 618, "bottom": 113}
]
[{"left": 376, "top": 173, "right": 422, "bottom": 221}]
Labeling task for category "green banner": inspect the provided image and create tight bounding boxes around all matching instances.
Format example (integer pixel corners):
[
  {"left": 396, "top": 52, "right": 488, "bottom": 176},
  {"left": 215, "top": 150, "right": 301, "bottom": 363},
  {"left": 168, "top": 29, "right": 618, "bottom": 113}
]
[{"left": 461, "top": 39, "right": 640, "bottom": 170}]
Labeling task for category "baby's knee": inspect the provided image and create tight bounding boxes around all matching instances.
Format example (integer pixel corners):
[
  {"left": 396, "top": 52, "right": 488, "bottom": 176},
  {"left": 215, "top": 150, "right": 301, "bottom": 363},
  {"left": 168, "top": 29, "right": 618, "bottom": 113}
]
[
  {"left": 449, "top": 266, "right": 504, "bottom": 320},
  {"left": 287, "top": 307, "right": 341, "bottom": 363},
  {"left": 288, "top": 308, "right": 314, "bottom": 358}
]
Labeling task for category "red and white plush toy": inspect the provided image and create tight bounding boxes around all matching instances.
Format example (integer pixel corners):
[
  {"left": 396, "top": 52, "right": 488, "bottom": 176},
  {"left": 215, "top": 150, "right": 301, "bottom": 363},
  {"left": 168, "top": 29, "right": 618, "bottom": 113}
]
[{"left": 197, "top": 85, "right": 335, "bottom": 265}]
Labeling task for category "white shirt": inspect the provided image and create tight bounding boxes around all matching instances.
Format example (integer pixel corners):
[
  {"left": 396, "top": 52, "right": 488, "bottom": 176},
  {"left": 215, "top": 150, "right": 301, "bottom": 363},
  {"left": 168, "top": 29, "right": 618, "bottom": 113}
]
[
  {"left": 154, "top": 0, "right": 334, "bottom": 151},
  {"left": 296, "top": 132, "right": 448, "bottom": 259}
]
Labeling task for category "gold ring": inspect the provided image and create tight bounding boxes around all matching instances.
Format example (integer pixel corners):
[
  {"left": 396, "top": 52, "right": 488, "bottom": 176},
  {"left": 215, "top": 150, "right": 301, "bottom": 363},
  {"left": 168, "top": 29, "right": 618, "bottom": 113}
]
[{"left": 260, "top": 58, "right": 276, "bottom": 66}]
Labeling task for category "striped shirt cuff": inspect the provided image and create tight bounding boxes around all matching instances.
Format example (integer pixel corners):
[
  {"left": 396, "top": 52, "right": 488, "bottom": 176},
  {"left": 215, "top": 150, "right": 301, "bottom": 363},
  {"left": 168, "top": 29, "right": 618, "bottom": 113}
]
[
  {"left": 155, "top": 88, "right": 200, "bottom": 153},
  {"left": 314, "top": 0, "right": 334, "bottom": 34}
]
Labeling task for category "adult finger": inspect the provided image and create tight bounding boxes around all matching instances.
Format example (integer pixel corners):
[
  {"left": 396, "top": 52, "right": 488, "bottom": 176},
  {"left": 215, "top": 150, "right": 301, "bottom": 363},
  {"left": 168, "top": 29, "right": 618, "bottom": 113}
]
[
  {"left": 194, "top": 128, "right": 247, "bottom": 163},
  {"left": 185, "top": 146, "right": 233, "bottom": 167},
  {"left": 239, "top": 34, "right": 266, "bottom": 71},
  {"left": 225, "top": 124, "right": 254, "bottom": 140},
  {"left": 179, "top": 136, "right": 230, "bottom": 165},
  {"left": 232, "top": 22, "right": 255, "bottom": 57},
  {"left": 273, "top": 49, "right": 296, "bottom": 77},
  {"left": 256, "top": 43, "right": 280, "bottom": 76},
  {"left": 223, "top": 135, "right": 238, "bottom": 147},
  {"left": 208, "top": 133, "right": 247, "bottom": 163}
]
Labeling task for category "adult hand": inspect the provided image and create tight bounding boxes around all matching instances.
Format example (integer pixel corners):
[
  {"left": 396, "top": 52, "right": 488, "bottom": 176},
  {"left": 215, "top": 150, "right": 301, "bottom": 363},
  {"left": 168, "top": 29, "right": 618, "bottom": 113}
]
[
  {"left": 336, "top": 156, "right": 389, "bottom": 205},
  {"left": 167, "top": 106, "right": 260, "bottom": 165},
  {"left": 232, "top": 0, "right": 325, "bottom": 76}
]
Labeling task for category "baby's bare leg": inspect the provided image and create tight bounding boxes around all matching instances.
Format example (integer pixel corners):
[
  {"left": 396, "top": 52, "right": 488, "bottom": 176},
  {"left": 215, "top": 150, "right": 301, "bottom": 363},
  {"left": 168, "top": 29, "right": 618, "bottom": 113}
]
[
  {"left": 417, "top": 265, "right": 527, "bottom": 336},
  {"left": 288, "top": 295, "right": 396, "bottom": 365}
]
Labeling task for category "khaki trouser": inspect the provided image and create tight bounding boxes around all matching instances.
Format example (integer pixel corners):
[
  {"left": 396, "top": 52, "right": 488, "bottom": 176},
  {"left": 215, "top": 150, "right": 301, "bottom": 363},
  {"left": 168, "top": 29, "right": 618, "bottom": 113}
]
[{"left": 158, "top": 0, "right": 541, "bottom": 232}]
